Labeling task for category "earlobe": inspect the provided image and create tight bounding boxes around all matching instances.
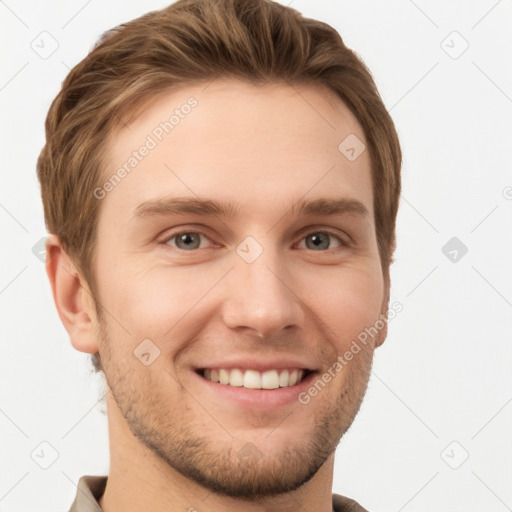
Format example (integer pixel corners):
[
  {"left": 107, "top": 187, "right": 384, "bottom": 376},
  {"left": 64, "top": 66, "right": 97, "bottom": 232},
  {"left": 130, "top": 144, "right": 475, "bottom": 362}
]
[{"left": 45, "top": 235, "right": 99, "bottom": 355}]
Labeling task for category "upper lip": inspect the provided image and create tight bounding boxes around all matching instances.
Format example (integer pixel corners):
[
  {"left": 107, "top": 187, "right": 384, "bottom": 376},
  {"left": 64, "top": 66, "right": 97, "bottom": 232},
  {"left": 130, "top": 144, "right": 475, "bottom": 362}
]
[{"left": 194, "top": 357, "right": 317, "bottom": 373}]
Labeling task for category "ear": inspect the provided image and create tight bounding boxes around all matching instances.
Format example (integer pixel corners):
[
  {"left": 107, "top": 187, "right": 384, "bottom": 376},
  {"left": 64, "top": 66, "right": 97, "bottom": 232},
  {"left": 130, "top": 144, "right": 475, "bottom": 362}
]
[
  {"left": 375, "top": 271, "right": 391, "bottom": 349},
  {"left": 45, "top": 234, "right": 99, "bottom": 354}
]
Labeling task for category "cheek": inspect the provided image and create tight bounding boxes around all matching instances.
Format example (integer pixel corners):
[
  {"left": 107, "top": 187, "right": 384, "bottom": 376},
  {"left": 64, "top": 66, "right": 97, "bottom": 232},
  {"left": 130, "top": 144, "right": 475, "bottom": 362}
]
[
  {"left": 95, "top": 238, "right": 384, "bottom": 354},
  {"left": 302, "top": 265, "right": 384, "bottom": 348},
  {"left": 103, "top": 263, "right": 225, "bottom": 338}
]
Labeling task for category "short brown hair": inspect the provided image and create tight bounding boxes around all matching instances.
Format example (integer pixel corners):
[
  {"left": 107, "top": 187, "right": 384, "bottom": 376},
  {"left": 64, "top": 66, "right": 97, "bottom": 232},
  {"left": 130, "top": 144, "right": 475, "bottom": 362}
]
[{"left": 37, "top": 0, "right": 401, "bottom": 372}]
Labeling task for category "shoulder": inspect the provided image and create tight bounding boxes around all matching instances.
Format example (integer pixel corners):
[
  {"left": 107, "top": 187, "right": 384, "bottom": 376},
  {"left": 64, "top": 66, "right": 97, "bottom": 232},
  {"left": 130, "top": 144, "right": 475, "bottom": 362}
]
[{"left": 332, "top": 492, "right": 370, "bottom": 512}]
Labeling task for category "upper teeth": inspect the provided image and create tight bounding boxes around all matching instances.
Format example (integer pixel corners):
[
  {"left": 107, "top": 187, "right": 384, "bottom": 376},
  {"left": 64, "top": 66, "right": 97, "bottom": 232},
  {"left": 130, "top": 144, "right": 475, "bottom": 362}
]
[{"left": 203, "top": 368, "right": 306, "bottom": 389}]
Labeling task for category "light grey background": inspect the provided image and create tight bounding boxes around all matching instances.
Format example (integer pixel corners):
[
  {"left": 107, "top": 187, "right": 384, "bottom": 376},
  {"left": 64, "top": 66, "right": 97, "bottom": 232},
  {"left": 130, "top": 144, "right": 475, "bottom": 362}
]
[{"left": 1, "top": 1, "right": 511, "bottom": 510}]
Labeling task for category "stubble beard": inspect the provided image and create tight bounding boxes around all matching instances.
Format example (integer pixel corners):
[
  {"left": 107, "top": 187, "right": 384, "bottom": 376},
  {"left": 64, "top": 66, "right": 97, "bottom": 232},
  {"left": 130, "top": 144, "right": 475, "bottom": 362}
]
[{"left": 96, "top": 313, "right": 374, "bottom": 501}]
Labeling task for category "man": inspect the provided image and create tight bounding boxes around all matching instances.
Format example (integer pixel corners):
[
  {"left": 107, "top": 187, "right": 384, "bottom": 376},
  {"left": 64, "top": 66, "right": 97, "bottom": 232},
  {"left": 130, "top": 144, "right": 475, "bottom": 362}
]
[{"left": 37, "top": 0, "right": 401, "bottom": 510}]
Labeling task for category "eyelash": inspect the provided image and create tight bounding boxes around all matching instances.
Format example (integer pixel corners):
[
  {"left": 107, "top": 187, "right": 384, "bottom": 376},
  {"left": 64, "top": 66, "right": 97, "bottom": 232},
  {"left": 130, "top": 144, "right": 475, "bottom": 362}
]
[{"left": 160, "top": 228, "right": 348, "bottom": 252}]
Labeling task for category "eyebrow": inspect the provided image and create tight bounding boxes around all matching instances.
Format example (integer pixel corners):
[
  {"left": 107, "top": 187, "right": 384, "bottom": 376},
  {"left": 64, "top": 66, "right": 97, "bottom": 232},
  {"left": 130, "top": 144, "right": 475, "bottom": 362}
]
[{"left": 133, "top": 196, "right": 370, "bottom": 221}]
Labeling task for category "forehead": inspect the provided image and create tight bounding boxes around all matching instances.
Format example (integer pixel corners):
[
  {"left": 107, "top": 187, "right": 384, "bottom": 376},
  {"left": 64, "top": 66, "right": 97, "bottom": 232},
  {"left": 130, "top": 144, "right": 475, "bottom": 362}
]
[{"left": 99, "top": 78, "right": 373, "bottom": 224}]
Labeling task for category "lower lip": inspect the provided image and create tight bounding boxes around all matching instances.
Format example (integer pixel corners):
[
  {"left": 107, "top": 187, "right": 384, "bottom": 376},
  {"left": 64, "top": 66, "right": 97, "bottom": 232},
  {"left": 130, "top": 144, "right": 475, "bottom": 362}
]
[{"left": 192, "top": 370, "right": 318, "bottom": 410}]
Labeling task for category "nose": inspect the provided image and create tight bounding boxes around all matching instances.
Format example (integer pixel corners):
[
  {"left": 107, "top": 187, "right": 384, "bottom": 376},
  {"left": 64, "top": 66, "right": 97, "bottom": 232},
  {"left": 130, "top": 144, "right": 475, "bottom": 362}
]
[{"left": 221, "top": 245, "right": 304, "bottom": 339}]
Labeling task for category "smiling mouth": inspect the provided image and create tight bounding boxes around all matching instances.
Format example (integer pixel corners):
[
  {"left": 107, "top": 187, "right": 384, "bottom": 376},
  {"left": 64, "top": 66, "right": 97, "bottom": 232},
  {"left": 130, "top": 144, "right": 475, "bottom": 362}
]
[{"left": 196, "top": 368, "right": 314, "bottom": 390}]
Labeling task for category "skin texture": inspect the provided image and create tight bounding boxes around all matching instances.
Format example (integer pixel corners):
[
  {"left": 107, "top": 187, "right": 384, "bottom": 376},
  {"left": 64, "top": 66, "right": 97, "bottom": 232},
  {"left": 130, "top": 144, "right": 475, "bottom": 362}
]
[{"left": 46, "top": 78, "right": 390, "bottom": 512}]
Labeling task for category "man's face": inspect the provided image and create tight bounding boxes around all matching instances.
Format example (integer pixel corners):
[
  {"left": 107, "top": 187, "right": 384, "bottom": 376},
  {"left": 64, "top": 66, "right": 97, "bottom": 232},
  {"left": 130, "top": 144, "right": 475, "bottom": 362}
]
[{"left": 91, "top": 79, "right": 388, "bottom": 498}]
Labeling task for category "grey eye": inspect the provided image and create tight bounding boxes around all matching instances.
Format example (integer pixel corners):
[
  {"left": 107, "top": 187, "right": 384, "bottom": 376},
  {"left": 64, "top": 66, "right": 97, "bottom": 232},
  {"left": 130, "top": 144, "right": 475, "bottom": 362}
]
[
  {"left": 304, "top": 232, "right": 332, "bottom": 251},
  {"left": 173, "top": 233, "right": 203, "bottom": 250}
]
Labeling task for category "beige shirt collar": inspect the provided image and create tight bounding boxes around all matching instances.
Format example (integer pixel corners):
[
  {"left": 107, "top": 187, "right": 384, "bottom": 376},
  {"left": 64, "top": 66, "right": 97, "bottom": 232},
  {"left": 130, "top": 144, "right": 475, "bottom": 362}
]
[{"left": 68, "top": 475, "right": 107, "bottom": 512}]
